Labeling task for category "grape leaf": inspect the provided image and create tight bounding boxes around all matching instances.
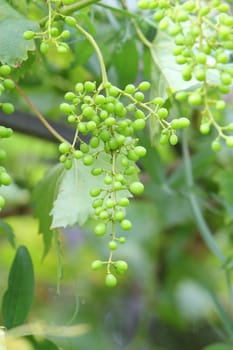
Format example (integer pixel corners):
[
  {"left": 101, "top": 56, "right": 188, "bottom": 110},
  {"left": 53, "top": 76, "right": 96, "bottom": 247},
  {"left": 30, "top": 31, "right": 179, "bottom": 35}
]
[
  {"left": 150, "top": 31, "right": 200, "bottom": 98},
  {"left": 2, "top": 245, "right": 35, "bottom": 329},
  {"left": 32, "top": 164, "right": 64, "bottom": 258},
  {"left": 0, "top": 0, "right": 39, "bottom": 65},
  {"left": 51, "top": 157, "right": 134, "bottom": 229},
  {"left": 51, "top": 160, "right": 102, "bottom": 228}
]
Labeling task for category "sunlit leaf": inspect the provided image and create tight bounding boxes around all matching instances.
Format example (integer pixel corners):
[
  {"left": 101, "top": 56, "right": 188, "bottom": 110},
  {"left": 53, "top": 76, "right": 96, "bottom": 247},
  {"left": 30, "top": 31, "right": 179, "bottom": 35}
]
[
  {"left": 2, "top": 246, "right": 35, "bottom": 329},
  {"left": 151, "top": 31, "right": 200, "bottom": 98}
]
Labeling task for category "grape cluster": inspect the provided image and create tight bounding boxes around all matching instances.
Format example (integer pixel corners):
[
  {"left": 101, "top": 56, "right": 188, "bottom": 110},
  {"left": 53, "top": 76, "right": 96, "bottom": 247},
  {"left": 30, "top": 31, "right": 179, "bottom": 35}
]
[
  {"left": 0, "top": 64, "right": 14, "bottom": 210},
  {"left": 23, "top": 0, "right": 71, "bottom": 54},
  {"left": 138, "top": 0, "right": 233, "bottom": 151},
  {"left": 58, "top": 80, "right": 190, "bottom": 286},
  {"left": 0, "top": 65, "right": 15, "bottom": 115}
]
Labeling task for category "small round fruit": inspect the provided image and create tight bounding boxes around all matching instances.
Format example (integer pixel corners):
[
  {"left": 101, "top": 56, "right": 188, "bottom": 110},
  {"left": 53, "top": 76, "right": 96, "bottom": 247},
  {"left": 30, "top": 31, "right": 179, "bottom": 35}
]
[
  {"left": 115, "top": 260, "right": 128, "bottom": 274},
  {"left": 91, "top": 260, "right": 103, "bottom": 270},
  {"left": 188, "top": 92, "right": 202, "bottom": 106},
  {"left": 59, "top": 142, "right": 70, "bottom": 154},
  {"left": 94, "top": 223, "right": 107, "bottom": 236},
  {"left": 120, "top": 219, "right": 132, "bottom": 231},
  {"left": 0, "top": 65, "right": 11, "bottom": 76},
  {"left": 169, "top": 134, "right": 178, "bottom": 145},
  {"left": 129, "top": 182, "right": 144, "bottom": 195},
  {"left": 105, "top": 273, "right": 117, "bottom": 287},
  {"left": 226, "top": 137, "right": 233, "bottom": 147},
  {"left": 109, "top": 241, "right": 118, "bottom": 250},
  {"left": 2, "top": 103, "right": 14, "bottom": 114},
  {"left": 0, "top": 172, "right": 11, "bottom": 186},
  {"left": 211, "top": 140, "right": 221, "bottom": 152}
]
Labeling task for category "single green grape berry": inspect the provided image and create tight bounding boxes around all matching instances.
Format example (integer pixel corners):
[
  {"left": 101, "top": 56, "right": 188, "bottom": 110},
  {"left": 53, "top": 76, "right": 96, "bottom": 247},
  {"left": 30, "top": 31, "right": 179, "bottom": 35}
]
[
  {"left": 61, "top": 30, "right": 71, "bottom": 39},
  {"left": 60, "top": 103, "right": 74, "bottom": 114},
  {"left": 0, "top": 172, "right": 11, "bottom": 186},
  {"left": 51, "top": 27, "right": 59, "bottom": 37},
  {"left": 115, "top": 260, "right": 128, "bottom": 274},
  {"left": 134, "top": 146, "right": 147, "bottom": 157},
  {"left": 65, "top": 16, "right": 76, "bottom": 27},
  {"left": 153, "top": 9, "right": 165, "bottom": 22},
  {"left": 119, "top": 237, "right": 126, "bottom": 244},
  {"left": 80, "top": 143, "right": 89, "bottom": 153},
  {"left": 220, "top": 72, "right": 232, "bottom": 86},
  {"left": 175, "top": 92, "right": 187, "bottom": 102},
  {"left": 226, "top": 137, "right": 233, "bottom": 147},
  {"left": 73, "top": 150, "right": 83, "bottom": 159},
  {"left": 138, "top": 81, "right": 151, "bottom": 91},
  {"left": 92, "top": 198, "right": 103, "bottom": 209},
  {"left": 129, "top": 182, "right": 144, "bottom": 195},
  {"left": 40, "top": 42, "right": 49, "bottom": 54},
  {"left": 91, "top": 167, "right": 103, "bottom": 176},
  {"left": 196, "top": 52, "right": 207, "bottom": 64},
  {"left": 60, "top": 155, "right": 66, "bottom": 163},
  {"left": 195, "top": 69, "right": 206, "bottom": 81},
  {"left": 188, "top": 92, "right": 202, "bottom": 106},
  {"left": 23, "top": 30, "right": 35, "bottom": 40},
  {"left": 152, "top": 97, "right": 164, "bottom": 106},
  {"left": 114, "top": 210, "right": 125, "bottom": 222},
  {"left": 113, "top": 181, "right": 122, "bottom": 191},
  {"left": 105, "top": 273, "right": 117, "bottom": 287},
  {"left": 211, "top": 140, "right": 221, "bottom": 152},
  {"left": 119, "top": 197, "right": 129, "bottom": 207},
  {"left": 134, "top": 109, "right": 145, "bottom": 119},
  {"left": 134, "top": 91, "right": 144, "bottom": 102},
  {"left": 65, "top": 158, "right": 72, "bottom": 170},
  {"left": 216, "top": 52, "right": 228, "bottom": 64},
  {"left": 64, "top": 92, "right": 75, "bottom": 101},
  {"left": 109, "top": 86, "right": 119, "bottom": 97},
  {"left": 133, "top": 119, "right": 146, "bottom": 131},
  {"left": 75, "top": 82, "right": 84, "bottom": 93},
  {"left": 104, "top": 175, "right": 112, "bottom": 185},
  {"left": 124, "top": 84, "right": 136, "bottom": 94},
  {"left": 84, "top": 81, "right": 96, "bottom": 92},
  {"left": 121, "top": 219, "right": 132, "bottom": 231},
  {"left": 183, "top": 0, "right": 195, "bottom": 11},
  {"left": 90, "top": 187, "right": 102, "bottom": 197},
  {"left": 59, "top": 142, "right": 70, "bottom": 154},
  {"left": 90, "top": 137, "right": 99, "bottom": 149},
  {"left": 0, "top": 195, "right": 5, "bottom": 209},
  {"left": 99, "top": 210, "right": 109, "bottom": 220},
  {"left": 87, "top": 121, "right": 97, "bottom": 131},
  {"left": 94, "top": 223, "right": 107, "bottom": 236},
  {"left": 215, "top": 100, "right": 226, "bottom": 110},
  {"left": 0, "top": 65, "right": 11, "bottom": 76},
  {"left": 0, "top": 126, "right": 13, "bottom": 138},
  {"left": 106, "top": 199, "right": 115, "bottom": 208},
  {"left": 109, "top": 241, "right": 118, "bottom": 251},
  {"left": 91, "top": 260, "right": 103, "bottom": 270},
  {"left": 169, "top": 134, "right": 178, "bottom": 145},
  {"left": 158, "top": 108, "right": 168, "bottom": 119},
  {"left": 2, "top": 103, "right": 14, "bottom": 114},
  {"left": 182, "top": 67, "right": 192, "bottom": 81},
  {"left": 83, "top": 155, "right": 94, "bottom": 166},
  {"left": 179, "top": 117, "right": 190, "bottom": 128},
  {"left": 200, "top": 123, "right": 210, "bottom": 134}
]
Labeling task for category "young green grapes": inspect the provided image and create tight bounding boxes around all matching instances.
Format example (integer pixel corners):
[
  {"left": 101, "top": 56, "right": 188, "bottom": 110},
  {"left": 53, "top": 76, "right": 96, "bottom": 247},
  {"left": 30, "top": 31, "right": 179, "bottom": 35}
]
[
  {"left": 58, "top": 79, "right": 190, "bottom": 286},
  {"left": 138, "top": 0, "right": 233, "bottom": 150}
]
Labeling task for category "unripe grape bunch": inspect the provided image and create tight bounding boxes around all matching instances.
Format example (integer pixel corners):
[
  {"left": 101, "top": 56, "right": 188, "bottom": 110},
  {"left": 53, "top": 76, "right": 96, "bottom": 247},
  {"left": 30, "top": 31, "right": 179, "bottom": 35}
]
[
  {"left": 58, "top": 79, "right": 191, "bottom": 286},
  {"left": 138, "top": 0, "right": 233, "bottom": 152}
]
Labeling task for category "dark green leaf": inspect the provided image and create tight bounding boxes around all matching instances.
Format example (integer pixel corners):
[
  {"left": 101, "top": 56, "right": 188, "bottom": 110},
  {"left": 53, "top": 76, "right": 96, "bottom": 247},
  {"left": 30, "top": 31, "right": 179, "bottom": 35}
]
[
  {"left": 0, "top": 220, "right": 15, "bottom": 248},
  {"left": 0, "top": 0, "right": 39, "bottom": 65},
  {"left": 26, "top": 335, "right": 59, "bottom": 350},
  {"left": 113, "top": 39, "right": 139, "bottom": 88},
  {"left": 32, "top": 164, "right": 64, "bottom": 258},
  {"left": 2, "top": 245, "right": 35, "bottom": 329}
]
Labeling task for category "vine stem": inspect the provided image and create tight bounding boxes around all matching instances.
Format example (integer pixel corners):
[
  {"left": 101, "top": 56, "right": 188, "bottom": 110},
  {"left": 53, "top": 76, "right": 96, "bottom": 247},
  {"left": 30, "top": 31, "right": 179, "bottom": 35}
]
[
  {"left": 74, "top": 23, "right": 108, "bottom": 86},
  {"left": 182, "top": 130, "right": 233, "bottom": 316},
  {"left": 15, "top": 83, "right": 67, "bottom": 144}
]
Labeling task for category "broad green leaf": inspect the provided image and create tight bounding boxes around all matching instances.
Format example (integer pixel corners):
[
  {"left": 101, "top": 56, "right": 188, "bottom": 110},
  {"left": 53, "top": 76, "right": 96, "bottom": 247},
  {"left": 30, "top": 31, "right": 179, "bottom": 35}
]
[
  {"left": 151, "top": 31, "right": 200, "bottom": 98},
  {"left": 2, "top": 245, "right": 35, "bottom": 329},
  {"left": 51, "top": 160, "right": 102, "bottom": 228},
  {"left": 202, "top": 344, "right": 233, "bottom": 350},
  {"left": 113, "top": 38, "right": 139, "bottom": 88},
  {"left": 0, "top": 220, "right": 15, "bottom": 248},
  {"left": 32, "top": 164, "right": 64, "bottom": 258},
  {"left": 0, "top": 0, "right": 39, "bottom": 65},
  {"left": 51, "top": 157, "right": 134, "bottom": 229}
]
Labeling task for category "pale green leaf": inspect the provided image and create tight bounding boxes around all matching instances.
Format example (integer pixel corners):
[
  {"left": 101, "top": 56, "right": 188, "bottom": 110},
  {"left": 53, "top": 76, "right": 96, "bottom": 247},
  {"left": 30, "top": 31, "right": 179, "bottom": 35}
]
[
  {"left": 150, "top": 31, "right": 200, "bottom": 98},
  {"left": 51, "top": 157, "right": 134, "bottom": 229},
  {"left": 0, "top": 0, "right": 39, "bottom": 65}
]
